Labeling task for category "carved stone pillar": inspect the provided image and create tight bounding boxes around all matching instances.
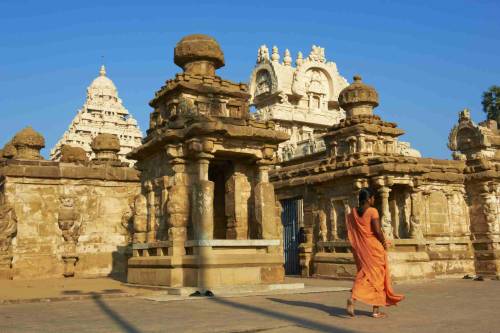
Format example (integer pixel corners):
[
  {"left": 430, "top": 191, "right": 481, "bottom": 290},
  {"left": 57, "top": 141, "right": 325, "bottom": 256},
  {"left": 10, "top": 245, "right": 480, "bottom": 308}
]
[
  {"left": 192, "top": 154, "right": 214, "bottom": 241},
  {"left": 378, "top": 187, "right": 394, "bottom": 240},
  {"left": 166, "top": 158, "right": 189, "bottom": 255},
  {"left": 145, "top": 181, "right": 156, "bottom": 242},
  {"left": 409, "top": 189, "right": 424, "bottom": 239},
  {"left": 132, "top": 194, "right": 148, "bottom": 243},
  {"left": 254, "top": 164, "right": 278, "bottom": 240},
  {"left": 225, "top": 164, "right": 251, "bottom": 240}
]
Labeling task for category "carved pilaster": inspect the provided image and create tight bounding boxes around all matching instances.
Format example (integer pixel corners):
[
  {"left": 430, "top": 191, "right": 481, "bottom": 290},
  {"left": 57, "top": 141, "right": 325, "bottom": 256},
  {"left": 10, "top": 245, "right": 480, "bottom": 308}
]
[
  {"left": 145, "top": 181, "right": 156, "bottom": 242},
  {"left": 378, "top": 187, "right": 394, "bottom": 240},
  {"left": 57, "top": 196, "right": 80, "bottom": 277},
  {"left": 0, "top": 203, "right": 17, "bottom": 279},
  {"left": 192, "top": 154, "right": 214, "bottom": 241},
  {"left": 409, "top": 189, "right": 424, "bottom": 239}
]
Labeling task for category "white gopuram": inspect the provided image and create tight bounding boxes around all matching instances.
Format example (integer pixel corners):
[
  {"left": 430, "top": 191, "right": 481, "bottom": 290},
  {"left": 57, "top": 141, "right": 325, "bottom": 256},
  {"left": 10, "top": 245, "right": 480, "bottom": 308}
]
[
  {"left": 50, "top": 65, "right": 143, "bottom": 165},
  {"left": 249, "top": 45, "right": 420, "bottom": 162}
]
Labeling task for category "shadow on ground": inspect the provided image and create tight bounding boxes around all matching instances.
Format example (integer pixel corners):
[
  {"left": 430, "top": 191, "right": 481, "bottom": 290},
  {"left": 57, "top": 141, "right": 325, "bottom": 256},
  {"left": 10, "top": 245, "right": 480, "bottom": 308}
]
[
  {"left": 210, "top": 296, "right": 358, "bottom": 333},
  {"left": 268, "top": 297, "right": 373, "bottom": 318},
  {"left": 91, "top": 292, "right": 142, "bottom": 333}
]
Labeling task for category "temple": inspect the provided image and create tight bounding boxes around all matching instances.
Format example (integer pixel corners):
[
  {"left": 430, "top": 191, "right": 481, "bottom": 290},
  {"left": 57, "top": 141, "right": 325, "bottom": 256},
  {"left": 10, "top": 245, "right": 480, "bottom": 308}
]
[
  {"left": 50, "top": 65, "right": 143, "bottom": 165},
  {"left": 0, "top": 34, "right": 498, "bottom": 284},
  {"left": 126, "top": 35, "right": 289, "bottom": 289}
]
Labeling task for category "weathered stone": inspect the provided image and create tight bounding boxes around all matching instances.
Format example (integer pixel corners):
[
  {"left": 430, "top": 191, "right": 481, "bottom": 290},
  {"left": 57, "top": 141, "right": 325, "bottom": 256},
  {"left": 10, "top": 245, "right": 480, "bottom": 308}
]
[
  {"left": 11, "top": 126, "right": 45, "bottom": 160},
  {"left": 60, "top": 145, "right": 88, "bottom": 163}
]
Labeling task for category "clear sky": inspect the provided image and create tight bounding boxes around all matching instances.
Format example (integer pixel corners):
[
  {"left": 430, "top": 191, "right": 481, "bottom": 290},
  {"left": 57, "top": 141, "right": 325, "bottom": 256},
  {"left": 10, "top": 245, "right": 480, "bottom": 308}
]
[{"left": 1, "top": 0, "right": 499, "bottom": 159}]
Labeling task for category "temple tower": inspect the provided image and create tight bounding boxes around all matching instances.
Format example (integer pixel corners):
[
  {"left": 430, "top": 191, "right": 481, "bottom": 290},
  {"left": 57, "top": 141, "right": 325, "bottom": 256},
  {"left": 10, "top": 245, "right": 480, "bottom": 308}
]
[
  {"left": 50, "top": 66, "right": 143, "bottom": 165},
  {"left": 127, "top": 35, "right": 289, "bottom": 289},
  {"left": 249, "top": 45, "right": 420, "bottom": 162}
]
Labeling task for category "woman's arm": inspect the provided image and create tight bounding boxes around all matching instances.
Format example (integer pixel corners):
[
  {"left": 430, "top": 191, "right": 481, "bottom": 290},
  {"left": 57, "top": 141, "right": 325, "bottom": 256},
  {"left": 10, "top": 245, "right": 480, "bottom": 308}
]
[{"left": 370, "top": 217, "right": 387, "bottom": 249}]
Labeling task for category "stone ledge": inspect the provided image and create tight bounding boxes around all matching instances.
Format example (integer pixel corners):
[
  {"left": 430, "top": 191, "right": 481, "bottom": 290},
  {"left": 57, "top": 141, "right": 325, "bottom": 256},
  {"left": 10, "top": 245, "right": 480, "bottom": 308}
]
[{"left": 185, "top": 239, "right": 280, "bottom": 247}]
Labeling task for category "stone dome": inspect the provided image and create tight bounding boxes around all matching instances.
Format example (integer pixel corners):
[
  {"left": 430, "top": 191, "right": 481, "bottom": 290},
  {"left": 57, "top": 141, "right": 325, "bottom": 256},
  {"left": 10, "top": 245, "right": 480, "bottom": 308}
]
[
  {"left": 12, "top": 126, "right": 45, "bottom": 149},
  {"left": 338, "top": 75, "right": 379, "bottom": 114},
  {"left": 91, "top": 133, "right": 120, "bottom": 152},
  {"left": 174, "top": 34, "right": 225, "bottom": 74},
  {"left": 87, "top": 65, "right": 119, "bottom": 99}
]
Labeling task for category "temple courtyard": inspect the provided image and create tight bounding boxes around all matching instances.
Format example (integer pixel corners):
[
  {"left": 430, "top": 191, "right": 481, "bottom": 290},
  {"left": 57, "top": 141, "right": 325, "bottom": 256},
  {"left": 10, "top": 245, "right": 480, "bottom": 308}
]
[{"left": 0, "top": 277, "right": 498, "bottom": 333}]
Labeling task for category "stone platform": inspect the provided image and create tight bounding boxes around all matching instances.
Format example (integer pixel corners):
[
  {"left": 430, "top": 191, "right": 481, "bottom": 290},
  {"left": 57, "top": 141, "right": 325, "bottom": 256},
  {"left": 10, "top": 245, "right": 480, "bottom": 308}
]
[{"left": 128, "top": 240, "right": 285, "bottom": 289}]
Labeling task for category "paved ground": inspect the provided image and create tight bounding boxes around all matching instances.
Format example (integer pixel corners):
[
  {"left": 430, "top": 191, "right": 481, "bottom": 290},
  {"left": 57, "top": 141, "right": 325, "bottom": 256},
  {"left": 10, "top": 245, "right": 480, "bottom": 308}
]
[{"left": 0, "top": 278, "right": 498, "bottom": 333}]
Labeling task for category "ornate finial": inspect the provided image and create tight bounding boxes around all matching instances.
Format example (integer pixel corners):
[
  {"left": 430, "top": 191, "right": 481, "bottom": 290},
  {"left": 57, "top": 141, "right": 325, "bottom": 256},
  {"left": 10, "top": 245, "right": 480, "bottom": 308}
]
[
  {"left": 99, "top": 65, "right": 106, "bottom": 76},
  {"left": 338, "top": 74, "right": 379, "bottom": 118},
  {"left": 353, "top": 74, "right": 362, "bottom": 82},
  {"left": 174, "top": 34, "right": 225, "bottom": 76},
  {"left": 459, "top": 108, "right": 471, "bottom": 122},
  {"left": 257, "top": 47, "right": 262, "bottom": 63},
  {"left": 260, "top": 45, "right": 269, "bottom": 61},
  {"left": 271, "top": 46, "right": 280, "bottom": 62},
  {"left": 296, "top": 51, "right": 303, "bottom": 66},
  {"left": 308, "top": 45, "right": 326, "bottom": 62},
  {"left": 283, "top": 49, "right": 292, "bottom": 66}
]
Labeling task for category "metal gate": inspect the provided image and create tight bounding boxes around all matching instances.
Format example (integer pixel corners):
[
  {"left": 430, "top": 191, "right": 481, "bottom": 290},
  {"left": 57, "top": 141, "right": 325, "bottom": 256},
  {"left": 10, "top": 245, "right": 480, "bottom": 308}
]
[{"left": 281, "top": 198, "right": 303, "bottom": 275}]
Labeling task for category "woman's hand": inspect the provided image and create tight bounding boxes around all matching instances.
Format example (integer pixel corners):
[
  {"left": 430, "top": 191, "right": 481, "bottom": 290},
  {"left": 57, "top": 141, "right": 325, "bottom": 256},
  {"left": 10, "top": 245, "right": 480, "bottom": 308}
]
[{"left": 383, "top": 239, "right": 393, "bottom": 249}]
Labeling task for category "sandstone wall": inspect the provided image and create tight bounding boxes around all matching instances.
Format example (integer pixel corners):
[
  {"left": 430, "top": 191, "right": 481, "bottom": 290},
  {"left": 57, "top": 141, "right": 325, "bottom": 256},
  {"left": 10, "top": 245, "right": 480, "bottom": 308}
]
[{"left": 0, "top": 160, "right": 140, "bottom": 279}]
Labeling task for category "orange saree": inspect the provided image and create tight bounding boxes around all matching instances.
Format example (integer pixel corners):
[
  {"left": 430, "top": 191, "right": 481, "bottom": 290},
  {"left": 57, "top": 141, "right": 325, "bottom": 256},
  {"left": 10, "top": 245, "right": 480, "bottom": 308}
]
[{"left": 346, "top": 207, "right": 404, "bottom": 306}]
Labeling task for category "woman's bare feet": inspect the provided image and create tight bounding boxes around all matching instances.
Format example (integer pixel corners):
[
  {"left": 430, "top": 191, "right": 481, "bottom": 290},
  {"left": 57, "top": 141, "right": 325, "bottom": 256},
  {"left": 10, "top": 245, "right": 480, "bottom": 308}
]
[
  {"left": 346, "top": 298, "right": 355, "bottom": 317},
  {"left": 372, "top": 306, "right": 387, "bottom": 319}
]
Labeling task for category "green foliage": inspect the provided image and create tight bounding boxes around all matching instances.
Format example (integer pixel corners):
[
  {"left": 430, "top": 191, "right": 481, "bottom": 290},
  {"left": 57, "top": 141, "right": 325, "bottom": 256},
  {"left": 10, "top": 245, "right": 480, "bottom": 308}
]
[{"left": 482, "top": 85, "right": 500, "bottom": 122}]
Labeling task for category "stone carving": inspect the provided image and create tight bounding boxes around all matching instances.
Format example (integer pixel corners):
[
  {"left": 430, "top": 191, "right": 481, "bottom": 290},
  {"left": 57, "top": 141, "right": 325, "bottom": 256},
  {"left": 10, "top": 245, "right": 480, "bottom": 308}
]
[
  {"left": 132, "top": 194, "right": 148, "bottom": 243},
  {"left": 283, "top": 49, "right": 292, "bottom": 66},
  {"left": 91, "top": 133, "right": 120, "bottom": 161},
  {"left": 11, "top": 127, "right": 45, "bottom": 160},
  {"left": 57, "top": 196, "right": 81, "bottom": 277},
  {"left": 166, "top": 184, "right": 189, "bottom": 242},
  {"left": 271, "top": 46, "right": 280, "bottom": 62},
  {"left": 316, "top": 210, "right": 328, "bottom": 242},
  {"left": 255, "top": 70, "right": 272, "bottom": 96},
  {"left": 1, "top": 141, "right": 17, "bottom": 159},
  {"left": 60, "top": 145, "right": 88, "bottom": 163},
  {"left": 0, "top": 203, "right": 17, "bottom": 278},
  {"left": 308, "top": 45, "right": 325, "bottom": 63},
  {"left": 50, "top": 65, "right": 143, "bottom": 165}
]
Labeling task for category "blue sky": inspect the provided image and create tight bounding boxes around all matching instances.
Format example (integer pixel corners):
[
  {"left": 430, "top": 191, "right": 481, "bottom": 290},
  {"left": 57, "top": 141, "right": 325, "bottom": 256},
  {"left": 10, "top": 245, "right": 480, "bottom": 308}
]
[{"left": 1, "top": 0, "right": 499, "bottom": 159}]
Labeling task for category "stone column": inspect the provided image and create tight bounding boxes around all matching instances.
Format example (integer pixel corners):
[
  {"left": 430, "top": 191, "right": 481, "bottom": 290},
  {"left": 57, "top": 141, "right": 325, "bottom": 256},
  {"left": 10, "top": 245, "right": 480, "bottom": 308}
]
[
  {"left": 378, "top": 187, "right": 394, "bottom": 240},
  {"left": 145, "top": 181, "right": 156, "bottom": 242},
  {"left": 409, "top": 189, "right": 424, "bottom": 239},
  {"left": 226, "top": 164, "right": 251, "bottom": 240},
  {"left": 192, "top": 154, "right": 214, "bottom": 241},
  {"left": 254, "top": 164, "right": 278, "bottom": 240},
  {"left": 166, "top": 158, "right": 189, "bottom": 256}
]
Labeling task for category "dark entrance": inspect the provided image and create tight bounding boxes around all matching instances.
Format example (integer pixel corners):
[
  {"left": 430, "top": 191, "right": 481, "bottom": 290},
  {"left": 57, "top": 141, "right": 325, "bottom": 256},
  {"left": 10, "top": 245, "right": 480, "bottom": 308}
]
[{"left": 281, "top": 198, "right": 303, "bottom": 275}]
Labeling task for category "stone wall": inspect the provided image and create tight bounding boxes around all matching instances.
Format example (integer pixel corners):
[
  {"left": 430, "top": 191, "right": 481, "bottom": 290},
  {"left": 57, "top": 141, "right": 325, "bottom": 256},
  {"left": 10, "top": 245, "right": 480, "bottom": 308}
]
[{"left": 0, "top": 159, "right": 140, "bottom": 279}]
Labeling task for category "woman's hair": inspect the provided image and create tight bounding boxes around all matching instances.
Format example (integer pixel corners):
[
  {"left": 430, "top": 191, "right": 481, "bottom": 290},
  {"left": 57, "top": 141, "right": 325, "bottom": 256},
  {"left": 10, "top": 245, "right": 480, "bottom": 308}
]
[{"left": 358, "top": 187, "right": 375, "bottom": 207}]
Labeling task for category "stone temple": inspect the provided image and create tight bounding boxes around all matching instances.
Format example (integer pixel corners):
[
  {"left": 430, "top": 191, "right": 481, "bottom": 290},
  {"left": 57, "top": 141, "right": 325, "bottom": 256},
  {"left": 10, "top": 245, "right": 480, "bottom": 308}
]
[
  {"left": 50, "top": 65, "right": 143, "bottom": 165},
  {"left": 0, "top": 34, "right": 498, "bottom": 285}
]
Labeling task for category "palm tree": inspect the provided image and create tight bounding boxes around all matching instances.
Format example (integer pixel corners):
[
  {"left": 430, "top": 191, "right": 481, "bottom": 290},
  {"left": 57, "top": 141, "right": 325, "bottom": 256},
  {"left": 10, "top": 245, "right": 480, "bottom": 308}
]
[{"left": 482, "top": 86, "right": 500, "bottom": 126}]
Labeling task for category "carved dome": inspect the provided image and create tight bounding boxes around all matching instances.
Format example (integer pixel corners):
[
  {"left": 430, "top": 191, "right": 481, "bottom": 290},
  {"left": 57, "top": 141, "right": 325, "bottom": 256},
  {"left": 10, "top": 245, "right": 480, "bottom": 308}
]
[
  {"left": 87, "top": 65, "right": 118, "bottom": 99},
  {"left": 338, "top": 75, "right": 379, "bottom": 111},
  {"left": 174, "top": 34, "right": 225, "bottom": 73},
  {"left": 12, "top": 126, "right": 45, "bottom": 149},
  {"left": 91, "top": 133, "right": 120, "bottom": 152}
]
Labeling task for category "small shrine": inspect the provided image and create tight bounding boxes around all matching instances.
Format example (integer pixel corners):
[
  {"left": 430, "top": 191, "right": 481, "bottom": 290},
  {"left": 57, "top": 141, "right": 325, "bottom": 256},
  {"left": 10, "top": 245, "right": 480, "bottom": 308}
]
[{"left": 127, "top": 34, "right": 289, "bottom": 289}]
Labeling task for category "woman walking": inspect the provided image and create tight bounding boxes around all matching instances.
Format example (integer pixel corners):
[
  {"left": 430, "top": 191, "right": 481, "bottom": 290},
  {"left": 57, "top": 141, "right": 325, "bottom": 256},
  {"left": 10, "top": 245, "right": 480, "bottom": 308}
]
[{"left": 346, "top": 188, "right": 404, "bottom": 318}]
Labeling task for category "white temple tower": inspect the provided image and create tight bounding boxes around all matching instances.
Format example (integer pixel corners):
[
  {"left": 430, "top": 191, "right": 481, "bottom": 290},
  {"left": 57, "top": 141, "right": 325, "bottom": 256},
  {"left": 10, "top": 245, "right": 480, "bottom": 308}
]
[
  {"left": 249, "top": 45, "right": 420, "bottom": 162},
  {"left": 50, "top": 65, "right": 143, "bottom": 164}
]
